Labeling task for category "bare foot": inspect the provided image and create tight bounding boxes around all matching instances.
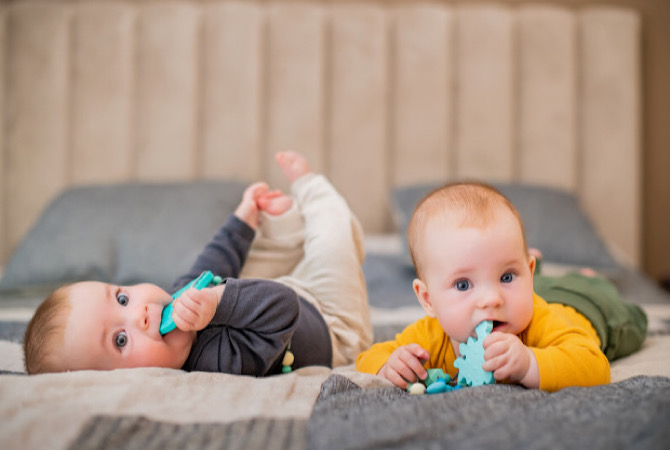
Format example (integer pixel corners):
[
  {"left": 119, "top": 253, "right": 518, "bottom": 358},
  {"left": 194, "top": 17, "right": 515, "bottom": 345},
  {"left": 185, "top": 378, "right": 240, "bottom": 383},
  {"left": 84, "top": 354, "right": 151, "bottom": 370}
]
[
  {"left": 528, "top": 248, "right": 543, "bottom": 260},
  {"left": 276, "top": 151, "right": 311, "bottom": 182},
  {"left": 258, "top": 190, "right": 293, "bottom": 216},
  {"left": 579, "top": 268, "right": 598, "bottom": 277}
]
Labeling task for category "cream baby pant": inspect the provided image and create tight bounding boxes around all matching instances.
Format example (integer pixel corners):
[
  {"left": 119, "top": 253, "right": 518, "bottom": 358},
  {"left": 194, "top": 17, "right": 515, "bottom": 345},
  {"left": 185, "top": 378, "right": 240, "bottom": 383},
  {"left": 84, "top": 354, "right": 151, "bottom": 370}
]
[{"left": 240, "top": 173, "right": 372, "bottom": 367}]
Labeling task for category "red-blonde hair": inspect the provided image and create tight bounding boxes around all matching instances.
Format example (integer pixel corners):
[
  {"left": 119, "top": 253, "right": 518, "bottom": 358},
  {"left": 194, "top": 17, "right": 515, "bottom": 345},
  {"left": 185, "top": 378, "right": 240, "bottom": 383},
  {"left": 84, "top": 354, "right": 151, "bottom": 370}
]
[
  {"left": 407, "top": 181, "right": 528, "bottom": 278},
  {"left": 23, "top": 285, "right": 72, "bottom": 374}
]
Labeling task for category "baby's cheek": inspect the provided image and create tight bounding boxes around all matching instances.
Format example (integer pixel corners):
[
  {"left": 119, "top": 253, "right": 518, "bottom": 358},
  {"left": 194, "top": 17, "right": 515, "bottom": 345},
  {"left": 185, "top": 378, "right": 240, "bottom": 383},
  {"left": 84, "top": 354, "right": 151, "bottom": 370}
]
[{"left": 162, "top": 331, "right": 194, "bottom": 367}]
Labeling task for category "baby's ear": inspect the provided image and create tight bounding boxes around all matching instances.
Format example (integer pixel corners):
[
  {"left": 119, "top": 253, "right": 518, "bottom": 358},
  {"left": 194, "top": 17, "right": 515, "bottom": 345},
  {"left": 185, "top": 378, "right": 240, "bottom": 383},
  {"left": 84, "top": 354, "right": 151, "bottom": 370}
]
[
  {"left": 413, "top": 279, "right": 435, "bottom": 317},
  {"left": 528, "top": 254, "right": 537, "bottom": 276}
]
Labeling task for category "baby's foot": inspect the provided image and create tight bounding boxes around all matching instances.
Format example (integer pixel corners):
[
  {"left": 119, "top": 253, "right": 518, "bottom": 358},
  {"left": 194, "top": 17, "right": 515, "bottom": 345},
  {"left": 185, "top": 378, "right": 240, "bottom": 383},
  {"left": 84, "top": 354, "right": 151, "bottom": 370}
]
[
  {"left": 528, "top": 248, "right": 543, "bottom": 260},
  {"left": 579, "top": 268, "right": 599, "bottom": 277},
  {"left": 258, "top": 191, "right": 293, "bottom": 216},
  {"left": 276, "top": 151, "right": 311, "bottom": 182}
]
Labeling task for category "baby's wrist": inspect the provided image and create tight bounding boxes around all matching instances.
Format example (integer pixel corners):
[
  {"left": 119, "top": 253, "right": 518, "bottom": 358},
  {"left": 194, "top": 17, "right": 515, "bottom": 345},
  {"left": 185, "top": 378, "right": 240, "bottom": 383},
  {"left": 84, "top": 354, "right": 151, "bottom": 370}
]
[
  {"left": 233, "top": 207, "right": 258, "bottom": 230},
  {"left": 520, "top": 347, "right": 540, "bottom": 388},
  {"left": 212, "top": 284, "right": 225, "bottom": 303},
  {"left": 377, "top": 362, "right": 389, "bottom": 377}
]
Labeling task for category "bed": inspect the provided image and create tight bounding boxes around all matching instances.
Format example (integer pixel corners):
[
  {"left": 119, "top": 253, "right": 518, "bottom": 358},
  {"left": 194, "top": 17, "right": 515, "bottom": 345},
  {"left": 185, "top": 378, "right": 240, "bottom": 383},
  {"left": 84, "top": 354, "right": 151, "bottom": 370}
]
[
  {"left": 1, "top": 1, "right": 669, "bottom": 449},
  {"left": 1, "top": 180, "right": 669, "bottom": 449}
]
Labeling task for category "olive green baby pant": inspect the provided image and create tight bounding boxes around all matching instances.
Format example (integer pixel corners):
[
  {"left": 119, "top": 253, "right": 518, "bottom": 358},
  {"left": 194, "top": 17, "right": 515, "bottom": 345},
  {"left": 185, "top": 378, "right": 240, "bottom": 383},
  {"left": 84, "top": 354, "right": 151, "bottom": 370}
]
[{"left": 534, "top": 273, "right": 648, "bottom": 361}]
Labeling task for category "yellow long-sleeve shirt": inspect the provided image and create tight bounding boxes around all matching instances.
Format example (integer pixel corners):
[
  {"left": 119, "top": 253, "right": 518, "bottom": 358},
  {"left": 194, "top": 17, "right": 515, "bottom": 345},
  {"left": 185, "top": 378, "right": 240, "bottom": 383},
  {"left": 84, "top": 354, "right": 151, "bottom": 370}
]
[{"left": 356, "top": 293, "right": 610, "bottom": 392}]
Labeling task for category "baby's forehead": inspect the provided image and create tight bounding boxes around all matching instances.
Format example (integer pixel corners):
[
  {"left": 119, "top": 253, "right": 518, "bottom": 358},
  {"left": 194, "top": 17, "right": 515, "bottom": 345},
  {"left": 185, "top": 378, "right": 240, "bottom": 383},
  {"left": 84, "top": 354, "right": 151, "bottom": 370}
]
[
  {"left": 418, "top": 207, "right": 526, "bottom": 253},
  {"left": 67, "top": 281, "right": 113, "bottom": 305},
  {"left": 71, "top": 280, "right": 111, "bottom": 290},
  {"left": 430, "top": 202, "right": 517, "bottom": 229}
]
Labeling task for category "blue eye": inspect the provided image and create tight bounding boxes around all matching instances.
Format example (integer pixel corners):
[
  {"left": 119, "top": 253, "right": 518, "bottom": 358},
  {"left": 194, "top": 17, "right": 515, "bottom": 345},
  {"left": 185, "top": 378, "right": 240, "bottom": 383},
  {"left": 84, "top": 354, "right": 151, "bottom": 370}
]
[
  {"left": 501, "top": 273, "right": 514, "bottom": 283},
  {"left": 115, "top": 331, "right": 128, "bottom": 348},
  {"left": 117, "top": 292, "right": 129, "bottom": 306},
  {"left": 455, "top": 280, "right": 471, "bottom": 291}
]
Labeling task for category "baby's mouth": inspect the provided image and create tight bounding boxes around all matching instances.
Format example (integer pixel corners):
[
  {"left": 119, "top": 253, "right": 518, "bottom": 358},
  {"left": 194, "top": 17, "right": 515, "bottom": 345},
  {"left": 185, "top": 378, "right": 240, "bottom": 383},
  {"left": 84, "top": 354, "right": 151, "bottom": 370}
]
[{"left": 491, "top": 320, "right": 506, "bottom": 332}]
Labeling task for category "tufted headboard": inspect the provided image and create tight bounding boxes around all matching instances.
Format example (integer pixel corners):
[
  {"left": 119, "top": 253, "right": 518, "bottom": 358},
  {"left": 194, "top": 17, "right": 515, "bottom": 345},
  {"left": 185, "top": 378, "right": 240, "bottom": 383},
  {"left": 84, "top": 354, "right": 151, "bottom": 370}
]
[{"left": 0, "top": 0, "right": 641, "bottom": 267}]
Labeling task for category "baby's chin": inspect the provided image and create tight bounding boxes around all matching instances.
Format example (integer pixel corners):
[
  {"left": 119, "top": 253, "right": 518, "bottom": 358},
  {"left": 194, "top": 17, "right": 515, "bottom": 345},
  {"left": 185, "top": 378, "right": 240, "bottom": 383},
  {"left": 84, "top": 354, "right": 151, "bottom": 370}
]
[{"left": 163, "top": 330, "right": 196, "bottom": 358}]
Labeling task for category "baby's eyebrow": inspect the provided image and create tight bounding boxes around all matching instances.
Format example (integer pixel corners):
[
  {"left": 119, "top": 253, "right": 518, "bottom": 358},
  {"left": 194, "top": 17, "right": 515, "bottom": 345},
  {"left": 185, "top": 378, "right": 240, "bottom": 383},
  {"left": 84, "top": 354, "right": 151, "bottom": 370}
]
[
  {"left": 502, "top": 257, "right": 525, "bottom": 267},
  {"left": 100, "top": 285, "right": 115, "bottom": 353},
  {"left": 99, "top": 325, "right": 108, "bottom": 353},
  {"left": 105, "top": 284, "right": 115, "bottom": 302}
]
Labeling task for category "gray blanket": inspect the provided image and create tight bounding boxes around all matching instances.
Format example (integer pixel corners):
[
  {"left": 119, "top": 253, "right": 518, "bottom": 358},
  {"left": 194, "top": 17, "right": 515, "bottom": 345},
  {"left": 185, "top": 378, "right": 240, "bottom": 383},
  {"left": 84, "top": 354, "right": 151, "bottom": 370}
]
[{"left": 69, "top": 374, "right": 670, "bottom": 450}]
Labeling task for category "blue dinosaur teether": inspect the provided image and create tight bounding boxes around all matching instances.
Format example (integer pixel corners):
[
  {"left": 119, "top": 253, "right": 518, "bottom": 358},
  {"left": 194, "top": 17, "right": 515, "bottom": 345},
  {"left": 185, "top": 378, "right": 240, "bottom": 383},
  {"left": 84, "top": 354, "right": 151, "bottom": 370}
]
[
  {"left": 453, "top": 320, "right": 495, "bottom": 387},
  {"left": 159, "top": 271, "right": 223, "bottom": 335}
]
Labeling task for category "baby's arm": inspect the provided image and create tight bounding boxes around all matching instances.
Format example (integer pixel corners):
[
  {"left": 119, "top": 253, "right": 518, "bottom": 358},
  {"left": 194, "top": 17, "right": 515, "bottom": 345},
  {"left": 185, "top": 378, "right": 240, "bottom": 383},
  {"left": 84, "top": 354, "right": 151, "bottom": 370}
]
[
  {"left": 184, "top": 278, "right": 301, "bottom": 375},
  {"left": 172, "top": 214, "right": 255, "bottom": 288},
  {"left": 483, "top": 332, "right": 539, "bottom": 388},
  {"left": 378, "top": 344, "right": 430, "bottom": 389}
]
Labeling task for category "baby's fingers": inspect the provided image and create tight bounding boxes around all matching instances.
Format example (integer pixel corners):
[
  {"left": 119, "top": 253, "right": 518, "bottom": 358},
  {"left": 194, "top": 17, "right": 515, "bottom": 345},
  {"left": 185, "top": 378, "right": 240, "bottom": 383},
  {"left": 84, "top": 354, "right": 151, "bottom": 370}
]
[
  {"left": 392, "top": 363, "right": 421, "bottom": 387},
  {"left": 244, "top": 182, "right": 269, "bottom": 200},
  {"left": 402, "top": 344, "right": 430, "bottom": 380},
  {"left": 385, "top": 368, "right": 412, "bottom": 389},
  {"left": 385, "top": 345, "right": 429, "bottom": 386},
  {"left": 171, "top": 292, "right": 200, "bottom": 330},
  {"left": 172, "top": 288, "right": 217, "bottom": 331}
]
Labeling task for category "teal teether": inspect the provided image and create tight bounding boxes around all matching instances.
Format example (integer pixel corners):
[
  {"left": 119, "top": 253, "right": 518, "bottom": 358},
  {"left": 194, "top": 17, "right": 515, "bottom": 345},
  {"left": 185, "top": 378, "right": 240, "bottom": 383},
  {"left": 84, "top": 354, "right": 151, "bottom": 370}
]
[
  {"left": 159, "top": 271, "right": 223, "bottom": 335},
  {"left": 406, "top": 368, "right": 452, "bottom": 395},
  {"left": 426, "top": 380, "right": 451, "bottom": 394},
  {"left": 453, "top": 320, "right": 495, "bottom": 387}
]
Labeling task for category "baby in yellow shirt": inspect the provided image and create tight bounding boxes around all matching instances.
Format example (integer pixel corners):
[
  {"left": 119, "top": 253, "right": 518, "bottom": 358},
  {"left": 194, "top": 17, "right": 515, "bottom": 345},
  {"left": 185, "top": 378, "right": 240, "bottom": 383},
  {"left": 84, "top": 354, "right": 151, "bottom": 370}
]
[{"left": 356, "top": 181, "right": 646, "bottom": 392}]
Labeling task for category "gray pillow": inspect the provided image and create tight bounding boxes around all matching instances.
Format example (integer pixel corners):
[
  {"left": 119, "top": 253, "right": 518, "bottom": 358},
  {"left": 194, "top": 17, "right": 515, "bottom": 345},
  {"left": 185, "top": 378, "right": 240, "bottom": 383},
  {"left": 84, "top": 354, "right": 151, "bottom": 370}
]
[
  {"left": 0, "top": 181, "right": 248, "bottom": 293},
  {"left": 392, "top": 182, "right": 618, "bottom": 269}
]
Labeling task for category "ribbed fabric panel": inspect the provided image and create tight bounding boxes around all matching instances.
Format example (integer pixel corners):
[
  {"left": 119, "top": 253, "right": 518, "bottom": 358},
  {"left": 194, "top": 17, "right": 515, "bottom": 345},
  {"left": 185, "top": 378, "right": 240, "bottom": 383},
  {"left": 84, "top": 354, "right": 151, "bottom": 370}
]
[
  {"left": 69, "top": 415, "right": 308, "bottom": 450},
  {"left": 0, "top": 1, "right": 641, "bottom": 267}
]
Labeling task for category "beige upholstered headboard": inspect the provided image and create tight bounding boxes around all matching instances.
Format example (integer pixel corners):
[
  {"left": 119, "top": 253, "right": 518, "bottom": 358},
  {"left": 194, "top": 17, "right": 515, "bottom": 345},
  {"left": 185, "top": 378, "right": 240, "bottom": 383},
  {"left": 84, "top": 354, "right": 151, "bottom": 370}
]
[{"left": 0, "top": 1, "right": 640, "bottom": 268}]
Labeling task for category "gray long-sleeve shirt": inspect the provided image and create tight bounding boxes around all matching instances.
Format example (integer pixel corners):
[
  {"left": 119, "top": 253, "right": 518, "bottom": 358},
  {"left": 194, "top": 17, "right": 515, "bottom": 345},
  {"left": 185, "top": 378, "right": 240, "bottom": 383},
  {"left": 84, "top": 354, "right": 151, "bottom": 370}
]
[{"left": 173, "top": 215, "right": 332, "bottom": 375}]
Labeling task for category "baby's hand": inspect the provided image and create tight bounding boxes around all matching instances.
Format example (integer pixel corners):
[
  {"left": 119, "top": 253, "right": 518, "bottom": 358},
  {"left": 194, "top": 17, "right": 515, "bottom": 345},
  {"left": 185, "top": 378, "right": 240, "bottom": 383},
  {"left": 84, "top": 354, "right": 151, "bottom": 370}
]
[
  {"left": 171, "top": 286, "right": 223, "bottom": 332},
  {"left": 234, "top": 182, "right": 268, "bottom": 229},
  {"left": 378, "top": 344, "right": 430, "bottom": 389},
  {"left": 482, "top": 332, "right": 538, "bottom": 387}
]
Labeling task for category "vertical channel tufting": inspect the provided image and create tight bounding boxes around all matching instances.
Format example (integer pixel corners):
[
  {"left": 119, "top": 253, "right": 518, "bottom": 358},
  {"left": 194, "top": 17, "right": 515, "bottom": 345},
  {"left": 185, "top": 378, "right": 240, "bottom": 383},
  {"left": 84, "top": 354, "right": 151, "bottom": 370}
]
[
  {"left": 454, "top": 5, "right": 515, "bottom": 182},
  {"left": 6, "top": 2, "right": 70, "bottom": 263},
  {"left": 517, "top": 5, "right": 577, "bottom": 191},
  {"left": 0, "top": 1, "right": 643, "bottom": 270},
  {"left": 201, "top": 2, "right": 263, "bottom": 181},
  {"left": 265, "top": 3, "right": 326, "bottom": 192},
  {"left": 392, "top": 4, "right": 453, "bottom": 187},
  {"left": 328, "top": 3, "right": 388, "bottom": 232},
  {"left": 579, "top": 8, "right": 641, "bottom": 265},
  {"left": 0, "top": 4, "right": 6, "bottom": 264},
  {"left": 71, "top": 2, "right": 135, "bottom": 185},
  {"left": 135, "top": 2, "right": 200, "bottom": 181}
]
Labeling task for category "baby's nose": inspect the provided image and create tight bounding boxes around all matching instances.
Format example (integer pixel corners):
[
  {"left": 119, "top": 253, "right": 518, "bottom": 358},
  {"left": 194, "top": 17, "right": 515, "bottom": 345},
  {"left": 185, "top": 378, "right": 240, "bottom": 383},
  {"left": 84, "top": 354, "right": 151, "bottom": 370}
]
[
  {"left": 134, "top": 305, "right": 150, "bottom": 330},
  {"left": 479, "top": 287, "right": 503, "bottom": 308}
]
